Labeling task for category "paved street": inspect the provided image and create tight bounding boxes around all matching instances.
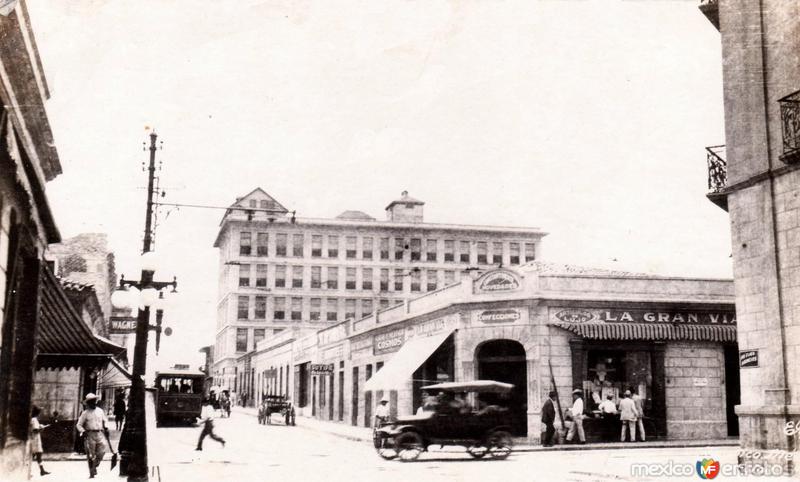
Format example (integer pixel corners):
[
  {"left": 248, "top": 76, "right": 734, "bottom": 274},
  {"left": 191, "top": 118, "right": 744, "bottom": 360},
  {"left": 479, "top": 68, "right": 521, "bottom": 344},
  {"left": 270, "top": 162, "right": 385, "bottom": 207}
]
[{"left": 32, "top": 414, "right": 794, "bottom": 482}]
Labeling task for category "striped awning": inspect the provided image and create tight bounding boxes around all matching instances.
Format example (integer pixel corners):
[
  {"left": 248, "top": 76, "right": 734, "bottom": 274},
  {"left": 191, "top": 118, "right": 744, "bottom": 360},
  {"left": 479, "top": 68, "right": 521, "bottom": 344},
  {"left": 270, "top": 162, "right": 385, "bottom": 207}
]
[
  {"left": 552, "top": 322, "right": 736, "bottom": 342},
  {"left": 37, "top": 267, "right": 126, "bottom": 369}
]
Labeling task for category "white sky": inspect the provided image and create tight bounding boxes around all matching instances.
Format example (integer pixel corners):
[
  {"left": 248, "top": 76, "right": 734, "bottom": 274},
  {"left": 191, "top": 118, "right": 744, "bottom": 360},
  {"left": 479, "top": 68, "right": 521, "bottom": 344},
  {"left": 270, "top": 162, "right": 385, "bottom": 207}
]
[{"left": 27, "top": 0, "right": 731, "bottom": 368}]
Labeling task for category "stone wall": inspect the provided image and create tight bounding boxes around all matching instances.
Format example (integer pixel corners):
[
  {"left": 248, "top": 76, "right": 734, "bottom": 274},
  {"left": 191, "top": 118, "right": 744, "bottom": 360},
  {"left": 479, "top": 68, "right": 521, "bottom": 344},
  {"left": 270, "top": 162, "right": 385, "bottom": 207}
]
[{"left": 664, "top": 342, "right": 727, "bottom": 439}]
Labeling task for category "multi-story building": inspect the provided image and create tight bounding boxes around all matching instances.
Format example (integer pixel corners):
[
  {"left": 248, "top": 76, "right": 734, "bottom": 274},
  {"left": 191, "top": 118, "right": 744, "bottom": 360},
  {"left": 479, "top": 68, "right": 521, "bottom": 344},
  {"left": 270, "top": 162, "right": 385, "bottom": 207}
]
[
  {"left": 212, "top": 188, "right": 546, "bottom": 400},
  {"left": 699, "top": 0, "right": 800, "bottom": 474}
]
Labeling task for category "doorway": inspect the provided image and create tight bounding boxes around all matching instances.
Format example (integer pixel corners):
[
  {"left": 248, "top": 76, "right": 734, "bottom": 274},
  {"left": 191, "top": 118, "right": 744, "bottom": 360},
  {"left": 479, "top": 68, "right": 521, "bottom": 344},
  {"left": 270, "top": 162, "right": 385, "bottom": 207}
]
[
  {"left": 476, "top": 340, "right": 528, "bottom": 436},
  {"left": 723, "top": 344, "right": 740, "bottom": 437}
]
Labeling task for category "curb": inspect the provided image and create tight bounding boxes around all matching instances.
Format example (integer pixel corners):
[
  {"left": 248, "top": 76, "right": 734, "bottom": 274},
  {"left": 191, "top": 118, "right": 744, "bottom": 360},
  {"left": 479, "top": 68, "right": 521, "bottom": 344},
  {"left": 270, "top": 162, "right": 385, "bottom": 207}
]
[{"left": 232, "top": 408, "right": 740, "bottom": 453}]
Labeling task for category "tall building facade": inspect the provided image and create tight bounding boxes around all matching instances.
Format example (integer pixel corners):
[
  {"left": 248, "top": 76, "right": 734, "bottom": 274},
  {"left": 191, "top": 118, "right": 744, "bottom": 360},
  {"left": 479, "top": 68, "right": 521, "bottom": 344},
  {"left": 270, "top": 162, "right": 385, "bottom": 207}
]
[
  {"left": 701, "top": 0, "right": 800, "bottom": 473},
  {"left": 212, "top": 188, "right": 546, "bottom": 397}
]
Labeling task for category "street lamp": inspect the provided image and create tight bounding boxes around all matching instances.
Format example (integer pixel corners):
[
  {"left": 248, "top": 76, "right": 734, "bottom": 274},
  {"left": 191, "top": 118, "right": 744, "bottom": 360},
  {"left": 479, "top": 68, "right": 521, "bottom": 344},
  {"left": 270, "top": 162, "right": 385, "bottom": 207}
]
[{"left": 112, "top": 131, "right": 177, "bottom": 481}]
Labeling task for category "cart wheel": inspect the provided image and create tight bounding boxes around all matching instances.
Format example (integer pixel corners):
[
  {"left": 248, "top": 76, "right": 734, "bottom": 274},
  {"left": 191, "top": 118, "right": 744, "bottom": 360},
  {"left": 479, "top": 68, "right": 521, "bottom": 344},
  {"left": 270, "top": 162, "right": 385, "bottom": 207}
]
[
  {"left": 467, "top": 445, "right": 488, "bottom": 459},
  {"left": 487, "top": 430, "right": 513, "bottom": 460},
  {"left": 395, "top": 432, "right": 423, "bottom": 462}
]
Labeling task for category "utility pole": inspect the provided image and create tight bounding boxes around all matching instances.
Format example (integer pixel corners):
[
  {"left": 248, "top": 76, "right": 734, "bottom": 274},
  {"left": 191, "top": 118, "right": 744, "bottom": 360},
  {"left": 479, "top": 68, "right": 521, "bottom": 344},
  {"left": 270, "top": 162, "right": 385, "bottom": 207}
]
[{"left": 118, "top": 131, "right": 176, "bottom": 481}]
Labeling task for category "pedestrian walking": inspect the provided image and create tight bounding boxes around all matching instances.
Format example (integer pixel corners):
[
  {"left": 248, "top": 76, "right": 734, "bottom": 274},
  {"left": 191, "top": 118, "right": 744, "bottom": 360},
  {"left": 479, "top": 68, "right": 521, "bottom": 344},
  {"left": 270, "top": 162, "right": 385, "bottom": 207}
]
[
  {"left": 30, "top": 406, "right": 50, "bottom": 477},
  {"left": 565, "top": 389, "right": 586, "bottom": 444},
  {"left": 196, "top": 398, "right": 225, "bottom": 451},
  {"left": 113, "top": 391, "right": 126, "bottom": 431},
  {"left": 541, "top": 391, "right": 557, "bottom": 447},
  {"left": 632, "top": 389, "right": 646, "bottom": 441},
  {"left": 374, "top": 397, "right": 390, "bottom": 427},
  {"left": 619, "top": 390, "right": 637, "bottom": 442},
  {"left": 76, "top": 393, "right": 109, "bottom": 478}
]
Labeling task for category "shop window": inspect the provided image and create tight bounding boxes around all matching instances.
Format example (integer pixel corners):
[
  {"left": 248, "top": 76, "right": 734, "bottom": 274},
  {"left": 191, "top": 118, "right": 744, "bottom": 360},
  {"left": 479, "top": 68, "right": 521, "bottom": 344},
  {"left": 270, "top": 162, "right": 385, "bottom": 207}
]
[
  {"left": 583, "top": 350, "right": 652, "bottom": 415},
  {"left": 276, "top": 234, "right": 288, "bottom": 257},
  {"left": 362, "top": 237, "right": 373, "bottom": 260},
  {"left": 237, "top": 296, "right": 249, "bottom": 320},
  {"left": 362, "top": 268, "right": 373, "bottom": 290},
  {"left": 256, "top": 233, "right": 269, "bottom": 256},
  {"left": 255, "top": 264, "right": 268, "bottom": 287},
  {"left": 293, "top": 234, "right": 304, "bottom": 257},
  {"left": 240, "top": 232, "right": 252, "bottom": 256},
  {"left": 379, "top": 238, "right": 390, "bottom": 260},
  {"left": 238, "top": 264, "right": 250, "bottom": 287}
]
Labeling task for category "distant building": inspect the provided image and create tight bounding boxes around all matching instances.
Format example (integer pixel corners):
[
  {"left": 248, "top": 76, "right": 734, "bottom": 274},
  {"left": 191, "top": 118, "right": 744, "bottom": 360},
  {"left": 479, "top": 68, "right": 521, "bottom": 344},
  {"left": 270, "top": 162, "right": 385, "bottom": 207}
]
[{"left": 212, "top": 188, "right": 546, "bottom": 404}]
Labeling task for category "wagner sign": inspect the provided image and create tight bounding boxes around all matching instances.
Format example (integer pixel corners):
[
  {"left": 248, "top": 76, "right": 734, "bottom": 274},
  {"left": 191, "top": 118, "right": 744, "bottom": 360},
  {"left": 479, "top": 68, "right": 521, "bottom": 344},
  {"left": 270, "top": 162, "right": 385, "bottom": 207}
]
[
  {"left": 477, "top": 309, "right": 521, "bottom": 323},
  {"left": 552, "top": 308, "right": 736, "bottom": 325},
  {"left": 475, "top": 270, "right": 521, "bottom": 293},
  {"left": 373, "top": 329, "right": 405, "bottom": 355},
  {"left": 110, "top": 318, "right": 136, "bottom": 333},
  {"left": 310, "top": 363, "right": 334, "bottom": 375}
]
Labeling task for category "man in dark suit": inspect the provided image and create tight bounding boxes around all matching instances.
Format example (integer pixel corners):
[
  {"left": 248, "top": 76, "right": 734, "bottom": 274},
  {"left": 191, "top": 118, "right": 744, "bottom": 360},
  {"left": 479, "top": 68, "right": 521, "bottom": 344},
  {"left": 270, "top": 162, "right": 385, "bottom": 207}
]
[{"left": 541, "top": 390, "right": 557, "bottom": 446}]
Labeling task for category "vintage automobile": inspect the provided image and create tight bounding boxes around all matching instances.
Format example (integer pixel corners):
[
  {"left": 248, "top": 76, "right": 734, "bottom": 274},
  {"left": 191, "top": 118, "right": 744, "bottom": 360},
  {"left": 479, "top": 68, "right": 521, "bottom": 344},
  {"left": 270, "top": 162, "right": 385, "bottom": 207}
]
[
  {"left": 258, "top": 395, "right": 296, "bottom": 426},
  {"left": 373, "top": 380, "right": 515, "bottom": 462}
]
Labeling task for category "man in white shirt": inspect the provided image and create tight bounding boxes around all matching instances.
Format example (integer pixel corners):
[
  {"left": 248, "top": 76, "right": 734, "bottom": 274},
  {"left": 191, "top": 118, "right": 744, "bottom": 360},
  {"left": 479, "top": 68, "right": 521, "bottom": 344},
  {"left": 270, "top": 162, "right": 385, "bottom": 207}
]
[
  {"left": 565, "top": 389, "right": 586, "bottom": 444},
  {"left": 76, "top": 393, "right": 108, "bottom": 478},
  {"left": 599, "top": 395, "right": 617, "bottom": 415},
  {"left": 374, "top": 397, "right": 390, "bottom": 427},
  {"left": 196, "top": 398, "right": 226, "bottom": 450}
]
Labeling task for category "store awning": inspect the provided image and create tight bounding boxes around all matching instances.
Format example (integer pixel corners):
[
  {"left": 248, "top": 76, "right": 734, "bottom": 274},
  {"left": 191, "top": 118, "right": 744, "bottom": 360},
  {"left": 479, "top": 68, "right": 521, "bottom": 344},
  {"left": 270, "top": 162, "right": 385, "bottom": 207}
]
[
  {"left": 364, "top": 329, "right": 455, "bottom": 392},
  {"left": 36, "top": 267, "right": 127, "bottom": 370},
  {"left": 552, "top": 322, "right": 736, "bottom": 342}
]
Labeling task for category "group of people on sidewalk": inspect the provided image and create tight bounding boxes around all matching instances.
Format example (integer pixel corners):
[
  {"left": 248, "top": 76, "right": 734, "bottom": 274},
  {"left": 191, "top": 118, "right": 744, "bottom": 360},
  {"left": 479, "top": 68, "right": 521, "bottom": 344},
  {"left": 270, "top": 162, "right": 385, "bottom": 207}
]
[{"left": 541, "top": 388, "right": 647, "bottom": 446}]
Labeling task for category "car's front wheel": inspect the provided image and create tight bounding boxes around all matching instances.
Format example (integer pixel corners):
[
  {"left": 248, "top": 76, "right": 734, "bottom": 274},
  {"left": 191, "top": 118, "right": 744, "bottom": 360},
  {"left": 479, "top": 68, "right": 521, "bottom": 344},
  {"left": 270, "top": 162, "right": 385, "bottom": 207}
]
[
  {"left": 395, "top": 432, "right": 424, "bottom": 462},
  {"left": 487, "top": 430, "right": 513, "bottom": 460}
]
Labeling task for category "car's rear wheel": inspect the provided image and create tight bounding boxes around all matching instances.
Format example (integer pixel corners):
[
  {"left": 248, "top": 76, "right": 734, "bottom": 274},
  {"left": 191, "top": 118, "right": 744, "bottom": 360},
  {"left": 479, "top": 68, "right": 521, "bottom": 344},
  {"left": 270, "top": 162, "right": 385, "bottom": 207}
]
[
  {"left": 487, "top": 430, "right": 513, "bottom": 460},
  {"left": 467, "top": 445, "right": 488, "bottom": 459},
  {"left": 395, "top": 432, "right": 424, "bottom": 461}
]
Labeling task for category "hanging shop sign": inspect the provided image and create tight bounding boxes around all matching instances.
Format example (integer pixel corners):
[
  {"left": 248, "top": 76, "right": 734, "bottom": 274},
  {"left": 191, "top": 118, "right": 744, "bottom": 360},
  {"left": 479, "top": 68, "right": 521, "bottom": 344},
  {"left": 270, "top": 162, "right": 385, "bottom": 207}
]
[
  {"left": 310, "top": 363, "right": 334, "bottom": 375},
  {"left": 373, "top": 329, "right": 405, "bottom": 355},
  {"left": 110, "top": 318, "right": 136, "bottom": 333},
  {"left": 551, "top": 308, "right": 736, "bottom": 325},
  {"left": 477, "top": 309, "right": 521, "bottom": 323},
  {"left": 739, "top": 350, "right": 759, "bottom": 368},
  {"left": 474, "top": 270, "right": 521, "bottom": 293}
]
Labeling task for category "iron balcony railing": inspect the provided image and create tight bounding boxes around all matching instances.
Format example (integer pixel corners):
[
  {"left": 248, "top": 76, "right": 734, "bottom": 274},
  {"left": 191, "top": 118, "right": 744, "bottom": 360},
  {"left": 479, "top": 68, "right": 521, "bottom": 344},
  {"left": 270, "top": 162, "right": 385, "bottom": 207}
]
[
  {"left": 779, "top": 90, "right": 800, "bottom": 163},
  {"left": 706, "top": 145, "right": 727, "bottom": 193}
]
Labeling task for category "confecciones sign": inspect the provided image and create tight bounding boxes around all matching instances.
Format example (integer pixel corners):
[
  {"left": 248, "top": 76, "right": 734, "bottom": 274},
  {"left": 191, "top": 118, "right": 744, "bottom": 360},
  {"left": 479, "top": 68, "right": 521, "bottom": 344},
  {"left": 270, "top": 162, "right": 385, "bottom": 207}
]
[{"left": 554, "top": 308, "right": 736, "bottom": 325}]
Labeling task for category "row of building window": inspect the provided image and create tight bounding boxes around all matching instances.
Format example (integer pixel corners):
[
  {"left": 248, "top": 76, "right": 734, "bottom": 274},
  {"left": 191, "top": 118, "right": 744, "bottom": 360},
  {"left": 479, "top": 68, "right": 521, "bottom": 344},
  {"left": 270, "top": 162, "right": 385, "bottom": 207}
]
[
  {"left": 238, "top": 232, "right": 536, "bottom": 264},
  {"left": 237, "top": 265, "right": 460, "bottom": 292},
  {"left": 236, "top": 295, "right": 404, "bottom": 323}
]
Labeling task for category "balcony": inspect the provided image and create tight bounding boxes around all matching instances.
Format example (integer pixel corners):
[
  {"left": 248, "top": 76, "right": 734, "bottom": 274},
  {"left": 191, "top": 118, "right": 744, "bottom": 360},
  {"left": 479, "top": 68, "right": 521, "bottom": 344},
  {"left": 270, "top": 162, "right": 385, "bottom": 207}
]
[
  {"left": 698, "top": 0, "right": 719, "bottom": 30},
  {"left": 779, "top": 90, "right": 800, "bottom": 165},
  {"left": 706, "top": 145, "right": 728, "bottom": 211}
]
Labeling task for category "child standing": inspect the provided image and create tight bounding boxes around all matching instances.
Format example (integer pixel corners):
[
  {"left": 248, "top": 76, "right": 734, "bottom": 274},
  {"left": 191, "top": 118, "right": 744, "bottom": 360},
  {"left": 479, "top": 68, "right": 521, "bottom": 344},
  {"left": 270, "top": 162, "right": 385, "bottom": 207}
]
[{"left": 30, "top": 406, "right": 50, "bottom": 476}]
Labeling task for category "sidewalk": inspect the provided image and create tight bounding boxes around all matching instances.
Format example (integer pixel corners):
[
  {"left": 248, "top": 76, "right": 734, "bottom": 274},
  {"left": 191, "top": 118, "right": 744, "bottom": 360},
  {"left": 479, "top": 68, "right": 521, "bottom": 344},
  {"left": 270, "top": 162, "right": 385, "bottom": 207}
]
[
  {"left": 42, "top": 425, "right": 123, "bottom": 461},
  {"left": 231, "top": 406, "right": 739, "bottom": 452}
]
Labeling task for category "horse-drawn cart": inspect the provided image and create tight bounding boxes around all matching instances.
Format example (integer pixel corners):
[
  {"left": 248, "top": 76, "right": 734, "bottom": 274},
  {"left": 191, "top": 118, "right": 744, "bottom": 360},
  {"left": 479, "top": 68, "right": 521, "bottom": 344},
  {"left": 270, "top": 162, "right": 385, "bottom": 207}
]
[{"left": 258, "top": 395, "right": 296, "bottom": 426}]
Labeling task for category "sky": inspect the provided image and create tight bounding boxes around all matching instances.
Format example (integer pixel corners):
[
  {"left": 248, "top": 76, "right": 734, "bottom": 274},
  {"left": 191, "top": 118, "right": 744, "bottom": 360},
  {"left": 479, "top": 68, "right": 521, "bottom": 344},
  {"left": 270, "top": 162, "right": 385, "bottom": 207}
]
[{"left": 26, "top": 0, "right": 731, "bottom": 369}]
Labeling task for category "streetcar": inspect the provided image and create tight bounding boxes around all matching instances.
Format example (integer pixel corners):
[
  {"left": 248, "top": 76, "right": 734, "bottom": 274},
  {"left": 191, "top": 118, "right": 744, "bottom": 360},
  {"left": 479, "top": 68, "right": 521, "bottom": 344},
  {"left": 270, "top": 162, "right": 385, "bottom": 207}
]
[{"left": 154, "top": 369, "right": 205, "bottom": 426}]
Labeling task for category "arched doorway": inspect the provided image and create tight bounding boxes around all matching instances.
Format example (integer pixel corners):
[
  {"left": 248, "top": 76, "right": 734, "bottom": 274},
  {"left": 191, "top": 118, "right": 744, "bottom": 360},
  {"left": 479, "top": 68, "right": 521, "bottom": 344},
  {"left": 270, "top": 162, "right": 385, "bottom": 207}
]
[{"left": 476, "top": 340, "right": 527, "bottom": 436}]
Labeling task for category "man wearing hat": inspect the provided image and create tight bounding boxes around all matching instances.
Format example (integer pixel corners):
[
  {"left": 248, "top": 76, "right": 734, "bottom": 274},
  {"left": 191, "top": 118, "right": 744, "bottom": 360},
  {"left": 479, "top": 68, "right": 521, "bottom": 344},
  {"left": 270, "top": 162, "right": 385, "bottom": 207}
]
[
  {"left": 565, "top": 389, "right": 586, "bottom": 444},
  {"left": 76, "top": 393, "right": 109, "bottom": 478},
  {"left": 374, "top": 397, "right": 390, "bottom": 427}
]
